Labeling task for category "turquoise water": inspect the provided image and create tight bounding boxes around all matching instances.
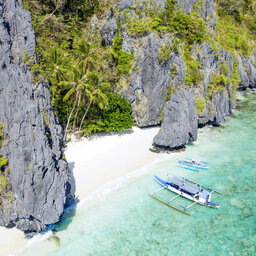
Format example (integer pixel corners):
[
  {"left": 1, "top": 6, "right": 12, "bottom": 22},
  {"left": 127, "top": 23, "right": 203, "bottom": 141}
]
[{"left": 16, "top": 93, "right": 256, "bottom": 256}]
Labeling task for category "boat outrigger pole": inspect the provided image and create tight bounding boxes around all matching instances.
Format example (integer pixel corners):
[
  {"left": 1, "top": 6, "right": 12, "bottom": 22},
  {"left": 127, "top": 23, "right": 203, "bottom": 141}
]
[
  {"left": 148, "top": 194, "right": 190, "bottom": 216},
  {"left": 184, "top": 178, "right": 222, "bottom": 195}
]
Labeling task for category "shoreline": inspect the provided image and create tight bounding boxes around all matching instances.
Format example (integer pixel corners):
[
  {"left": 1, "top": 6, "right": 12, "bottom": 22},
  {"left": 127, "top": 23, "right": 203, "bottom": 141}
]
[
  {"left": 65, "top": 127, "right": 162, "bottom": 200},
  {"left": 0, "top": 227, "right": 26, "bottom": 256},
  {"left": 1, "top": 126, "right": 162, "bottom": 256}
]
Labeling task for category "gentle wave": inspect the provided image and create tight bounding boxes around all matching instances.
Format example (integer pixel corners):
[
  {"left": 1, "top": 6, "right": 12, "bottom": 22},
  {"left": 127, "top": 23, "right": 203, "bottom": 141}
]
[
  {"left": 76, "top": 152, "right": 176, "bottom": 209},
  {"left": 10, "top": 231, "right": 53, "bottom": 256}
]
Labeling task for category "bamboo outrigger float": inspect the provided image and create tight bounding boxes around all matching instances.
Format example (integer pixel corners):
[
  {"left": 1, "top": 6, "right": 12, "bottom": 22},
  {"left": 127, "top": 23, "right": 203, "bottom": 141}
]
[{"left": 149, "top": 175, "right": 221, "bottom": 215}]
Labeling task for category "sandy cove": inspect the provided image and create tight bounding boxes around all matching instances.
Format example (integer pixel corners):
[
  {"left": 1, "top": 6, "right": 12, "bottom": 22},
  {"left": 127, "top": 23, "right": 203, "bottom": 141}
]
[
  {"left": 1, "top": 126, "right": 161, "bottom": 255},
  {"left": 65, "top": 127, "right": 161, "bottom": 199}
]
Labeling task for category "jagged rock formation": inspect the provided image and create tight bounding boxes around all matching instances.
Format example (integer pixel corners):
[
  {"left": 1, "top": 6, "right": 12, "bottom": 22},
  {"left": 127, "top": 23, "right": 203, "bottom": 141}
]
[
  {"left": 0, "top": 0, "right": 75, "bottom": 236},
  {"left": 100, "top": 0, "right": 256, "bottom": 150},
  {"left": 100, "top": 10, "right": 118, "bottom": 46},
  {"left": 237, "top": 54, "right": 256, "bottom": 89},
  {"left": 153, "top": 89, "right": 198, "bottom": 149}
]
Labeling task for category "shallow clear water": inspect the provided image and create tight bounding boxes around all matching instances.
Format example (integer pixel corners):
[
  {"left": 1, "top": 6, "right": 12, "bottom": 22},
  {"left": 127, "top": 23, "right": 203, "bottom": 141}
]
[{"left": 16, "top": 93, "right": 256, "bottom": 256}]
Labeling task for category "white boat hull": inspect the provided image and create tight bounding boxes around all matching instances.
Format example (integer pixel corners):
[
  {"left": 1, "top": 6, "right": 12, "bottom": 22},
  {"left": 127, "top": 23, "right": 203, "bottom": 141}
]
[{"left": 154, "top": 176, "right": 220, "bottom": 208}]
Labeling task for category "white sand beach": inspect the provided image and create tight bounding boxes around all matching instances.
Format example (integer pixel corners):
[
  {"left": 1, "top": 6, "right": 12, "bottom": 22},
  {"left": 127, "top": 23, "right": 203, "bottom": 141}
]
[
  {"left": 0, "top": 227, "right": 26, "bottom": 256},
  {"left": 65, "top": 127, "right": 161, "bottom": 199},
  {"left": 0, "top": 126, "right": 161, "bottom": 256}
]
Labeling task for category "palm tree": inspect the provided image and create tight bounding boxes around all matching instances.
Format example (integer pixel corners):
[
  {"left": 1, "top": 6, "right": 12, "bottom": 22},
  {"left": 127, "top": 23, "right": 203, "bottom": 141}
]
[
  {"left": 77, "top": 72, "right": 109, "bottom": 132},
  {"left": 78, "top": 85, "right": 109, "bottom": 132},
  {"left": 46, "top": 47, "right": 70, "bottom": 84},
  {"left": 60, "top": 60, "right": 88, "bottom": 141}
]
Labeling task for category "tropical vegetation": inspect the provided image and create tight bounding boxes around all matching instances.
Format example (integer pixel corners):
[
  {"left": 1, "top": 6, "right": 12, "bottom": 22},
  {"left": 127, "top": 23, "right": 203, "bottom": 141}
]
[
  {"left": 21, "top": 0, "right": 256, "bottom": 139},
  {"left": 22, "top": 0, "right": 134, "bottom": 141}
]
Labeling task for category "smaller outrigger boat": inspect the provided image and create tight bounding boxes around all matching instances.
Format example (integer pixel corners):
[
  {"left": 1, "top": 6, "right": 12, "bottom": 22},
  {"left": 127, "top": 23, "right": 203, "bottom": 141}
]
[
  {"left": 177, "top": 158, "right": 209, "bottom": 171},
  {"left": 149, "top": 176, "right": 221, "bottom": 215}
]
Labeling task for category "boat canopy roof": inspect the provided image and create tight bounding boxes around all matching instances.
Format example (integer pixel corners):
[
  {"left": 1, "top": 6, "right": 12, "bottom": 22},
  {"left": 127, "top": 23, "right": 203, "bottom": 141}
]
[
  {"left": 170, "top": 176, "right": 184, "bottom": 187},
  {"left": 198, "top": 190, "right": 210, "bottom": 199},
  {"left": 182, "top": 183, "right": 200, "bottom": 195},
  {"left": 170, "top": 176, "right": 200, "bottom": 195}
]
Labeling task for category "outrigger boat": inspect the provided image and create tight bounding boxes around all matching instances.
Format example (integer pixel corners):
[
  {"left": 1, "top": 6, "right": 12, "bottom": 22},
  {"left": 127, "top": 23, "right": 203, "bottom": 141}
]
[
  {"left": 149, "top": 176, "right": 221, "bottom": 215},
  {"left": 177, "top": 158, "right": 209, "bottom": 170}
]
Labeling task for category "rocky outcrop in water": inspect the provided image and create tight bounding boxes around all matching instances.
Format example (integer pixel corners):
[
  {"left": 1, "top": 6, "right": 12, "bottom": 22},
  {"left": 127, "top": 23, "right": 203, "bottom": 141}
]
[
  {"left": 153, "top": 89, "right": 198, "bottom": 149},
  {"left": 0, "top": 0, "right": 75, "bottom": 236}
]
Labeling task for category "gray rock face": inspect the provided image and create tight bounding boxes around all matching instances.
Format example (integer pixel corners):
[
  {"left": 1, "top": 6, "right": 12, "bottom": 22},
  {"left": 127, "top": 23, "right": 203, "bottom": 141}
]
[
  {"left": 120, "top": 0, "right": 133, "bottom": 11},
  {"left": 237, "top": 54, "right": 256, "bottom": 89},
  {"left": 153, "top": 89, "right": 198, "bottom": 149},
  {"left": 123, "top": 34, "right": 186, "bottom": 127},
  {"left": 177, "top": 0, "right": 216, "bottom": 26},
  {"left": 120, "top": 36, "right": 235, "bottom": 149},
  {"left": 212, "top": 91, "right": 230, "bottom": 122},
  {"left": 0, "top": 0, "right": 75, "bottom": 236},
  {"left": 196, "top": 42, "right": 233, "bottom": 124},
  {"left": 100, "top": 10, "right": 118, "bottom": 46},
  {"left": 100, "top": 0, "right": 255, "bottom": 150}
]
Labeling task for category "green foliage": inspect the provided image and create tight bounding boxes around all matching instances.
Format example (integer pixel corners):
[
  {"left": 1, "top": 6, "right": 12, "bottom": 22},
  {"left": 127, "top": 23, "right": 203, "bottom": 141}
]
[
  {"left": 21, "top": 50, "right": 46, "bottom": 83},
  {"left": 215, "top": 0, "right": 255, "bottom": 24},
  {"left": 195, "top": 96, "right": 206, "bottom": 114},
  {"left": 82, "top": 93, "right": 134, "bottom": 135},
  {"left": 207, "top": 74, "right": 229, "bottom": 99},
  {"left": 112, "top": 36, "right": 134, "bottom": 76},
  {"left": 169, "top": 9, "right": 206, "bottom": 45},
  {"left": 169, "top": 63, "right": 179, "bottom": 79},
  {"left": 22, "top": 0, "right": 100, "bottom": 21},
  {"left": 158, "top": 43, "right": 172, "bottom": 62},
  {"left": 183, "top": 47, "right": 202, "bottom": 86},
  {"left": 220, "top": 61, "right": 229, "bottom": 76},
  {"left": 216, "top": 2, "right": 255, "bottom": 56},
  {"left": 22, "top": 1, "right": 136, "bottom": 136},
  {"left": 165, "top": 83, "right": 176, "bottom": 101},
  {"left": 0, "top": 155, "right": 8, "bottom": 194},
  {"left": 125, "top": 0, "right": 206, "bottom": 46},
  {"left": 158, "top": 39, "right": 181, "bottom": 63},
  {"left": 128, "top": 18, "right": 152, "bottom": 36},
  {"left": 0, "top": 122, "right": 4, "bottom": 148},
  {"left": 193, "top": 0, "right": 204, "bottom": 13},
  {"left": 211, "top": 74, "right": 229, "bottom": 87},
  {"left": 161, "top": 0, "right": 176, "bottom": 22},
  {"left": 0, "top": 156, "right": 8, "bottom": 169},
  {"left": 0, "top": 175, "right": 8, "bottom": 194}
]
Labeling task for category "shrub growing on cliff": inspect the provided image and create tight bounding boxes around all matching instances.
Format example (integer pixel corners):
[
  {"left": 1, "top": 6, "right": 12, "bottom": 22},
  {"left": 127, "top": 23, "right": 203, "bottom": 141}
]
[
  {"left": 0, "top": 155, "right": 9, "bottom": 194},
  {"left": 169, "top": 9, "right": 206, "bottom": 45},
  {"left": 128, "top": 18, "right": 152, "bottom": 36},
  {"left": 183, "top": 47, "right": 202, "bottom": 86},
  {"left": 158, "top": 43, "right": 172, "bottom": 63},
  {"left": 112, "top": 36, "right": 134, "bottom": 76},
  {"left": 220, "top": 61, "right": 230, "bottom": 76},
  {"left": 216, "top": 3, "right": 254, "bottom": 56},
  {"left": 165, "top": 83, "right": 176, "bottom": 101},
  {"left": 195, "top": 97, "right": 206, "bottom": 114},
  {"left": 0, "top": 155, "right": 8, "bottom": 169},
  {"left": 207, "top": 74, "right": 229, "bottom": 99}
]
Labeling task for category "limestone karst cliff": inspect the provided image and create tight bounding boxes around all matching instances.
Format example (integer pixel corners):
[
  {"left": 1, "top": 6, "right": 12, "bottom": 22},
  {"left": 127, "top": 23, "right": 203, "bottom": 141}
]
[
  {"left": 0, "top": 0, "right": 75, "bottom": 236},
  {"left": 0, "top": 0, "right": 255, "bottom": 236},
  {"left": 100, "top": 0, "right": 256, "bottom": 150}
]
